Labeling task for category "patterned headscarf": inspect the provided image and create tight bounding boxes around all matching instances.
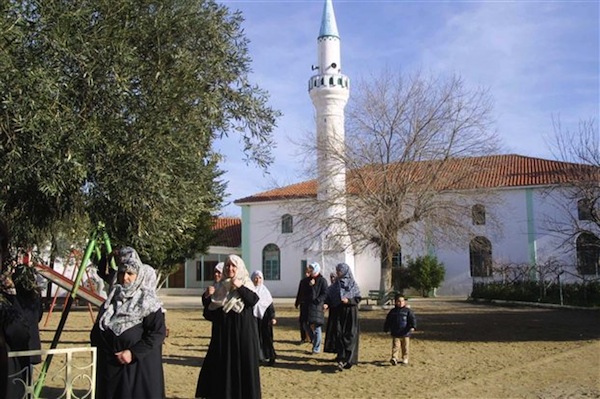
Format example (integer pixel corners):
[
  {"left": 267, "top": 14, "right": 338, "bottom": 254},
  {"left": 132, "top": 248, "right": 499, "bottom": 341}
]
[
  {"left": 221, "top": 254, "right": 254, "bottom": 314},
  {"left": 251, "top": 270, "right": 273, "bottom": 319},
  {"left": 328, "top": 263, "right": 361, "bottom": 307},
  {"left": 98, "top": 247, "right": 162, "bottom": 336}
]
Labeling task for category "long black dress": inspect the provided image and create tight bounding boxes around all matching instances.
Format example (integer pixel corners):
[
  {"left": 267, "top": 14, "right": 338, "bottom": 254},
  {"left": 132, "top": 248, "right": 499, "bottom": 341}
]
[
  {"left": 195, "top": 292, "right": 224, "bottom": 397},
  {"left": 294, "top": 276, "right": 311, "bottom": 342},
  {"left": 0, "top": 294, "right": 30, "bottom": 399},
  {"left": 323, "top": 285, "right": 338, "bottom": 354},
  {"left": 196, "top": 285, "right": 261, "bottom": 399},
  {"left": 257, "top": 303, "right": 276, "bottom": 364},
  {"left": 334, "top": 298, "right": 360, "bottom": 367},
  {"left": 91, "top": 309, "right": 166, "bottom": 399}
]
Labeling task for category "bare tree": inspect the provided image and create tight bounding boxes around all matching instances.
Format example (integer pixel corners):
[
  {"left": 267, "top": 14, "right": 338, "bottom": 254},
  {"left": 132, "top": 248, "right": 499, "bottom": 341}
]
[
  {"left": 544, "top": 116, "right": 600, "bottom": 275},
  {"left": 292, "top": 70, "right": 502, "bottom": 291}
]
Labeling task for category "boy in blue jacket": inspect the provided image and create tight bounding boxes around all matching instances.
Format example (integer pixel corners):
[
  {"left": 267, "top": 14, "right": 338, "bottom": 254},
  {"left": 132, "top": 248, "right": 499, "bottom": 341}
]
[{"left": 383, "top": 294, "right": 417, "bottom": 365}]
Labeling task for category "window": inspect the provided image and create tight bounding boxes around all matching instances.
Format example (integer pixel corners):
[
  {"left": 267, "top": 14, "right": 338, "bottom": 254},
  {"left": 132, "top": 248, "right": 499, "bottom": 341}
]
[
  {"left": 281, "top": 214, "right": 293, "bottom": 233},
  {"left": 196, "top": 259, "right": 221, "bottom": 281},
  {"left": 203, "top": 260, "right": 218, "bottom": 281},
  {"left": 392, "top": 248, "right": 402, "bottom": 268},
  {"left": 300, "top": 259, "right": 308, "bottom": 279},
  {"left": 576, "top": 233, "right": 600, "bottom": 275},
  {"left": 472, "top": 204, "right": 486, "bottom": 225},
  {"left": 262, "top": 244, "right": 281, "bottom": 280},
  {"left": 578, "top": 198, "right": 593, "bottom": 221},
  {"left": 469, "top": 236, "right": 492, "bottom": 277},
  {"left": 195, "top": 261, "right": 202, "bottom": 281}
]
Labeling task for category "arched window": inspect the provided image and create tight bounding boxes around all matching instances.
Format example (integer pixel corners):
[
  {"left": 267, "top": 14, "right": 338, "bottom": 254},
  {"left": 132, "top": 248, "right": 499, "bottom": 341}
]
[
  {"left": 472, "top": 204, "right": 486, "bottom": 225},
  {"left": 577, "top": 198, "right": 593, "bottom": 221},
  {"left": 576, "top": 233, "right": 600, "bottom": 275},
  {"left": 262, "top": 244, "right": 281, "bottom": 280},
  {"left": 469, "top": 236, "right": 492, "bottom": 277},
  {"left": 281, "top": 214, "right": 293, "bottom": 234}
]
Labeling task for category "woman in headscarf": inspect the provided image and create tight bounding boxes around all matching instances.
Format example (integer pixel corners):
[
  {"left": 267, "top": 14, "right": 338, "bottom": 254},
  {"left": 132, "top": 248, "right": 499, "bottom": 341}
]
[
  {"left": 251, "top": 270, "right": 277, "bottom": 366},
  {"left": 195, "top": 263, "right": 225, "bottom": 396},
  {"left": 323, "top": 271, "right": 338, "bottom": 355},
  {"left": 90, "top": 247, "right": 166, "bottom": 399},
  {"left": 0, "top": 221, "right": 30, "bottom": 399},
  {"left": 325, "top": 262, "right": 361, "bottom": 371},
  {"left": 195, "top": 254, "right": 261, "bottom": 399}
]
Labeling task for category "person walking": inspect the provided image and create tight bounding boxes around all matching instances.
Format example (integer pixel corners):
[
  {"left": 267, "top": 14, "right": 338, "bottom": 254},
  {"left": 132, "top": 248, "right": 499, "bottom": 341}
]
[
  {"left": 323, "top": 272, "right": 338, "bottom": 355},
  {"left": 195, "top": 254, "right": 261, "bottom": 399},
  {"left": 294, "top": 266, "right": 311, "bottom": 344},
  {"left": 384, "top": 294, "right": 417, "bottom": 365},
  {"left": 304, "top": 262, "right": 327, "bottom": 354},
  {"left": 325, "top": 263, "right": 361, "bottom": 371},
  {"left": 0, "top": 221, "right": 31, "bottom": 399},
  {"left": 251, "top": 270, "right": 277, "bottom": 366}
]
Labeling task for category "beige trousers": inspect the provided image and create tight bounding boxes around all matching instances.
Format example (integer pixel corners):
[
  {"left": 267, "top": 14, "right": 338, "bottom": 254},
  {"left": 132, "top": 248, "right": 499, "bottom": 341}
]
[{"left": 391, "top": 336, "right": 410, "bottom": 361}]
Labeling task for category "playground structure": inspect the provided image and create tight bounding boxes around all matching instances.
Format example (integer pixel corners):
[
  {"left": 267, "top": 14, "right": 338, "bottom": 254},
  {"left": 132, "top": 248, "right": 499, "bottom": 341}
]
[
  {"left": 13, "top": 223, "right": 117, "bottom": 399},
  {"left": 8, "top": 347, "right": 97, "bottom": 399}
]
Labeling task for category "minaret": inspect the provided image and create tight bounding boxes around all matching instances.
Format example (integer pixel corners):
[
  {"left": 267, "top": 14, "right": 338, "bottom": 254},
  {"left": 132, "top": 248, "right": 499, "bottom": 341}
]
[{"left": 308, "top": 0, "right": 354, "bottom": 273}]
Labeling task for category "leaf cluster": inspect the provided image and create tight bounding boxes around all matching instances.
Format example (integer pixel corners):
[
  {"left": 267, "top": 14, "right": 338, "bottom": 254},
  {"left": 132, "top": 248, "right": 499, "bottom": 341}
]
[{"left": 0, "top": 0, "right": 279, "bottom": 269}]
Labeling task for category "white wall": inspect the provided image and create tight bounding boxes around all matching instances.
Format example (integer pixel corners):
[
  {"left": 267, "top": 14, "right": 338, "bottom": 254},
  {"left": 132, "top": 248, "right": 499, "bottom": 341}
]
[{"left": 241, "top": 185, "right": 581, "bottom": 297}]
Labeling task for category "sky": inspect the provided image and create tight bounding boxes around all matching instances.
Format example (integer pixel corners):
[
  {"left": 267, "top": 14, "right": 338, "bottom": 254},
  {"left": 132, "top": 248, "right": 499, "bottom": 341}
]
[{"left": 215, "top": 0, "right": 599, "bottom": 216}]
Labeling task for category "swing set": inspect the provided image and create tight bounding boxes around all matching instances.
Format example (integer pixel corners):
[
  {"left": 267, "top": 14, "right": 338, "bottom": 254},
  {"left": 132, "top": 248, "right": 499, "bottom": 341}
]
[{"left": 32, "top": 222, "right": 117, "bottom": 399}]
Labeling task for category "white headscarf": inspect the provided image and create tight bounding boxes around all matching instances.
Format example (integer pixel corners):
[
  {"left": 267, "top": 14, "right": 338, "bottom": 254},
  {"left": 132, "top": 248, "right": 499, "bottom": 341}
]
[
  {"left": 98, "top": 247, "right": 162, "bottom": 336},
  {"left": 221, "top": 254, "right": 254, "bottom": 314},
  {"left": 207, "top": 262, "right": 226, "bottom": 311},
  {"left": 251, "top": 270, "right": 273, "bottom": 319},
  {"left": 309, "top": 262, "right": 321, "bottom": 276}
]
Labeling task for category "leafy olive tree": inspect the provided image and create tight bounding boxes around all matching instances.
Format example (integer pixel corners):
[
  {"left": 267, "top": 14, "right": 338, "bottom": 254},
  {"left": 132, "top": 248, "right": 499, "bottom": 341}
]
[{"left": 0, "top": 0, "right": 280, "bottom": 269}]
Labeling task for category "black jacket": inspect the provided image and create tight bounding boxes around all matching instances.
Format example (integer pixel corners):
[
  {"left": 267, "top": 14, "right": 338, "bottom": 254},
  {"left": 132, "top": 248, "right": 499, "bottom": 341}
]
[
  {"left": 306, "top": 275, "right": 328, "bottom": 326},
  {"left": 384, "top": 306, "right": 417, "bottom": 337}
]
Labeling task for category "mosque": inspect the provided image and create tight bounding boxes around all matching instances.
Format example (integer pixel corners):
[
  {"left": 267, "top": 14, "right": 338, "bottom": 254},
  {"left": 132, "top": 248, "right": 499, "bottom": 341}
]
[{"left": 174, "top": 0, "right": 598, "bottom": 297}]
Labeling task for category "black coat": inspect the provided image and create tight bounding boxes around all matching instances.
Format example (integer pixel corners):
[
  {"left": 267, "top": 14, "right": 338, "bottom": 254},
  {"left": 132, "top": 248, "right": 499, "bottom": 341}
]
[
  {"left": 295, "top": 277, "right": 311, "bottom": 324},
  {"left": 1, "top": 294, "right": 30, "bottom": 399},
  {"left": 91, "top": 309, "right": 167, "bottom": 399},
  {"left": 306, "top": 275, "right": 328, "bottom": 326},
  {"left": 196, "top": 285, "right": 261, "bottom": 399}
]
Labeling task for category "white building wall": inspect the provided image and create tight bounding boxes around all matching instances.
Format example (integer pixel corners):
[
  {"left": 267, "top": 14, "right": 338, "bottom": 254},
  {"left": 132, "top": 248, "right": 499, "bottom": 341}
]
[
  {"left": 242, "top": 185, "right": 579, "bottom": 297},
  {"left": 244, "top": 202, "right": 311, "bottom": 297}
]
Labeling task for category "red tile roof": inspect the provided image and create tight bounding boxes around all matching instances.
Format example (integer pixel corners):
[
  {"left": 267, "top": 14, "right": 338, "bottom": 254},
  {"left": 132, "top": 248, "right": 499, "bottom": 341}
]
[
  {"left": 234, "top": 154, "right": 598, "bottom": 204},
  {"left": 211, "top": 217, "right": 241, "bottom": 248}
]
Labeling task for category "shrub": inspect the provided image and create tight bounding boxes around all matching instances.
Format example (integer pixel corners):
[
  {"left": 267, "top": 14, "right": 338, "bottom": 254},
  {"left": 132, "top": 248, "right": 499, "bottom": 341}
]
[{"left": 406, "top": 255, "right": 445, "bottom": 297}]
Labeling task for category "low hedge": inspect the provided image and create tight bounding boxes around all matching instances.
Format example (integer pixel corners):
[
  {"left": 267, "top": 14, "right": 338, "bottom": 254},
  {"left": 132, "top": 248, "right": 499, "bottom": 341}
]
[{"left": 471, "top": 280, "right": 600, "bottom": 307}]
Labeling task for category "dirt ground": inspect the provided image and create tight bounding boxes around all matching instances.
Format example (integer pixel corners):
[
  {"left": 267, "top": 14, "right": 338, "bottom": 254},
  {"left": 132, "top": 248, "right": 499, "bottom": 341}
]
[{"left": 39, "top": 298, "right": 600, "bottom": 399}]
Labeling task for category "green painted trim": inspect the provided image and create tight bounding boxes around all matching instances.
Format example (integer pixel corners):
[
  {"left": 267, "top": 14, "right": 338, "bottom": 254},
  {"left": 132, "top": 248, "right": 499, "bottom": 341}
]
[
  {"left": 526, "top": 188, "right": 537, "bottom": 266},
  {"left": 241, "top": 206, "right": 251, "bottom": 262}
]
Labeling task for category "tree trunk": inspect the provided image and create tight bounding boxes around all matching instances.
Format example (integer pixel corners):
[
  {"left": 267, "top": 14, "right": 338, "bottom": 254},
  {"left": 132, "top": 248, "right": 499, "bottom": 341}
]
[{"left": 379, "top": 243, "right": 394, "bottom": 305}]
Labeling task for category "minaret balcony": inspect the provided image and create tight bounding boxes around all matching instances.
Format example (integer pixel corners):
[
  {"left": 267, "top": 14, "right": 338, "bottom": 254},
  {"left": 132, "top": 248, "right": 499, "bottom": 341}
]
[{"left": 308, "top": 74, "right": 350, "bottom": 91}]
